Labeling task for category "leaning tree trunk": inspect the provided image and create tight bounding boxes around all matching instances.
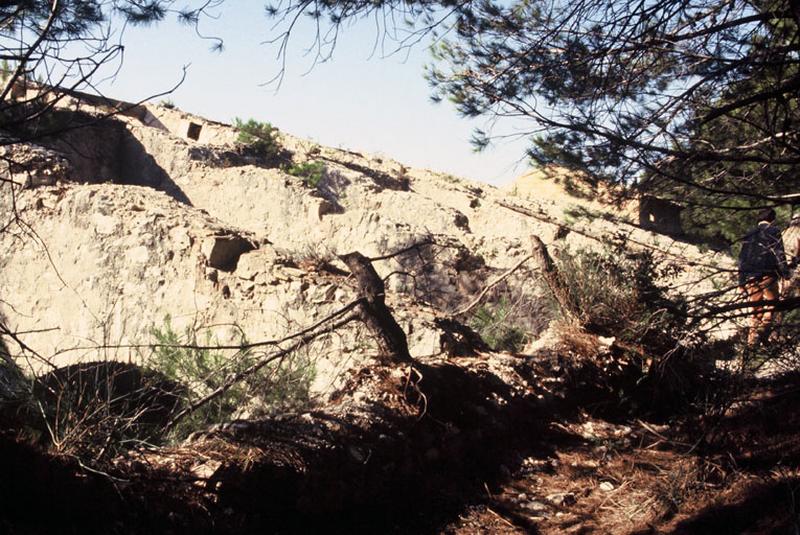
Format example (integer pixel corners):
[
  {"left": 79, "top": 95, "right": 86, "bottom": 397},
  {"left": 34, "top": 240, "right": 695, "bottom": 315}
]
[
  {"left": 530, "top": 235, "right": 578, "bottom": 323},
  {"left": 339, "top": 251, "right": 412, "bottom": 363}
]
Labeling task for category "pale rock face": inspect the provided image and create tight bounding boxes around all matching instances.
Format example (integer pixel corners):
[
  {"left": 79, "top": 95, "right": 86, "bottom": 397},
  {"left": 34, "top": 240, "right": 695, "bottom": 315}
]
[
  {"left": 0, "top": 142, "right": 71, "bottom": 186},
  {"left": 0, "top": 100, "right": 734, "bottom": 395}
]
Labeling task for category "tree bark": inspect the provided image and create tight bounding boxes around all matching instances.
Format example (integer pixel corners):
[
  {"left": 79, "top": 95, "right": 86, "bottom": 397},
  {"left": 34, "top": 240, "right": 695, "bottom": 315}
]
[
  {"left": 339, "top": 251, "right": 412, "bottom": 363},
  {"left": 530, "top": 235, "right": 577, "bottom": 323}
]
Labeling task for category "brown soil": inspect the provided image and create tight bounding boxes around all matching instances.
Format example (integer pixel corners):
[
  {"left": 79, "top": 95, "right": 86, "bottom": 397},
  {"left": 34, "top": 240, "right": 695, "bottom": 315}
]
[
  {"left": 444, "top": 372, "right": 800, "bottom": 534},
  {"left": 1, "top": 358, "right": 799, "bottom": 534}
]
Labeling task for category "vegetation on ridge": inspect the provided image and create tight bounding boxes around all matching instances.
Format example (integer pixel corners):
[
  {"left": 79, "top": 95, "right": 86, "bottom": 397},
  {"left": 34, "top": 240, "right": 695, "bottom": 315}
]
[
  {"left": 285, "top": 160, "right": 326, "bottom": 188},
  {"left": 233, "top": 117, "right": 282, "bottom": 161}
]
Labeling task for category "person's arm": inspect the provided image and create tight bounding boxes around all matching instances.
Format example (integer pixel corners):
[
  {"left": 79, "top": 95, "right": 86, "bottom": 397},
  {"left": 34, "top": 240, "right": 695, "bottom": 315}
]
[
  {"left": 771, "top": 227, "right": 790, "bottom": 278},
  {"left": 789, "top": 232, "right": 800, "bottom": 268}
]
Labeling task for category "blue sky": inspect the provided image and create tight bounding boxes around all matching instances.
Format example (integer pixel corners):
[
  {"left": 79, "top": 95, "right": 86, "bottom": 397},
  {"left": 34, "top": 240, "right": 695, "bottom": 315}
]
[{"left": 97, "top": 2, "right": 532, "bottom": 185}]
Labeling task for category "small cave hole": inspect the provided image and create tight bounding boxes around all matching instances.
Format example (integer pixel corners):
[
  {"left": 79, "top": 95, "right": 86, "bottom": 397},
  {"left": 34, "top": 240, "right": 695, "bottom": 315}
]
[{"left": 186, "top": 122, "right": 202, "bottom": 141}]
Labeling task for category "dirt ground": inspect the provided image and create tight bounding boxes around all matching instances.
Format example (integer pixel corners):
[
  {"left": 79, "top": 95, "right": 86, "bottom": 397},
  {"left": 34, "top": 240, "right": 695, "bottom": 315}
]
[
  {"left": 443, "top": 372, "right": 800, "bottom": 534},
  {"left": 1, "top": 356, "right": 799, "bottom": 534}
]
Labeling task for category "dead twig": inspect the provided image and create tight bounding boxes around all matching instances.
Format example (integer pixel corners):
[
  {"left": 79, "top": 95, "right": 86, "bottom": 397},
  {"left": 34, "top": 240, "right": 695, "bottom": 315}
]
[
  {"left": 367, "top": 238, "right": 435, "bottom": 262},
  {"left": 636, "top": 419, "right": 693, "bottom": 448},
  {"left": 451, "top": 254, "right": 533, "bottom": 317},
  {"left": 402, "top": 365, "right": 428, "bottom": 420},
  {"left": 486, "top": 506, "right": 517, "bottom": 529},
  {"left": 51, "top": 298, "right": 366, "bottom": 356},
  {"left": 164, "top": 312, "right": 360, "bottom": 433}
]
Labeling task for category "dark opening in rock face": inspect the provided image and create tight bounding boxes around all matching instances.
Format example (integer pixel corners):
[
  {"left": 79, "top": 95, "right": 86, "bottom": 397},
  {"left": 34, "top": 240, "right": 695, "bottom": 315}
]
[
  {"left": 638, "top": 195, "right": 684, "bottom": 236},
  {"left": 202, "top": 234, "right": 257, "bottom": 272},
  {"left": 186, "top": 122, "right": 202, "bottom": 141}
]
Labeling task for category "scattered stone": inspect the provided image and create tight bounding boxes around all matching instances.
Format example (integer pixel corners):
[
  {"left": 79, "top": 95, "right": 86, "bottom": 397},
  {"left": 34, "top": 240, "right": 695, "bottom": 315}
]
[
  {"left": 546, "top": 492, "right": 577, "bottom": 506},
  {"left": 599, "top": 481, "right": 615, "bottom": 492},
  {"left": 524, "top": 500, "right": 548, "bottom": 513},
  {"left": 190, "top": 460, "right": 221, "bottom": 484},
  {"left": 283, "top": 266, "right": 306, "bottom": 278},
  {"left": 167, "top": 226, "right": 192, "bottom": 251},
  {"left": 236, "top": 248, "right": 278, "bottom": 280},
  {"left": 240, "top": 280, "right": 255, "bottom": 294},
  {"left": 520, "top": 456, "right": 553, "bottom": 473}
]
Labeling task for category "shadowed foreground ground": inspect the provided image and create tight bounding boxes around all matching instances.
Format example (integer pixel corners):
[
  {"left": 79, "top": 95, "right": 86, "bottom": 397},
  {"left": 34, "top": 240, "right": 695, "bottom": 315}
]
[{"left": 1, "top": 356, "right": 799, "bottom": 534}]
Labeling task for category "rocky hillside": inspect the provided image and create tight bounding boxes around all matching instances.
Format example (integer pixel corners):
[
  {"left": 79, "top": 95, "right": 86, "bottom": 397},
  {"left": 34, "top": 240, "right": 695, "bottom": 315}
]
[
  {"left": 4, "top": 96, "right": 797, "bottom": 535},
  {"left": 0, "top": 99, "right": 730, "bottom": 390}
]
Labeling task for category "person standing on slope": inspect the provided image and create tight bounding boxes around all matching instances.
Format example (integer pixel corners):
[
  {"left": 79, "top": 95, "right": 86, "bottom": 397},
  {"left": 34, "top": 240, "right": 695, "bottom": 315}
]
[
  {"left": 738, "top": 208, "right": 790, "bottom": 345},
  {"left": 781, "top": 212, "right": 800, "bottom": 298}
]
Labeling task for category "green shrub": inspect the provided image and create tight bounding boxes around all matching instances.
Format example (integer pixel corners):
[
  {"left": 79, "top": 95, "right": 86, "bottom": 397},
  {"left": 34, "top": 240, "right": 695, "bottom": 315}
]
[
  {"left": 148, "top": 316, "right": 314, "bottom": 441},
  {"left": 233, "top": 117, "right": 281, "bottom": 160},
  {"left": 547, "top": 247, "right": 722, "bottom": 419},
  {"left": 469, "top": 297, "right": 528, "bottom": 352},
  {"left": 552, "top": 246, "right": 685, "bottom": 347},
  {"left": 286, "top": 160, "right": 325, "bottom": 188}
]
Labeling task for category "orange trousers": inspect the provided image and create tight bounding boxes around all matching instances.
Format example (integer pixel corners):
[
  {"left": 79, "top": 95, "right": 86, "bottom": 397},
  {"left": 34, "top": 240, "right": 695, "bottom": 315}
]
[{"left": 742, "top": 276, "right": 779, "bottom": 345}]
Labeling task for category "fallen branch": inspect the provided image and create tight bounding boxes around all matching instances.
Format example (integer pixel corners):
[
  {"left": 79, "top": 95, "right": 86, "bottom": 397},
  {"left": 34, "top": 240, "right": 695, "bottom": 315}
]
[
  {"left": 367, "top": 238, "right": 435, "bottom": 262},
  {"left": 690, "top": 295, "right": 800, "bottom": 320},
  {"left": 164, "top": 312, "right": 359, "bottom": 434},
  {"left": 166, "top": 245, "right": 421, "bottom": 431},
  {"left": 450, "top": 254, "right": 533, "bottom": 317},
  {"left": 50, "top": 298, "right": 365, "bottom": 356}
]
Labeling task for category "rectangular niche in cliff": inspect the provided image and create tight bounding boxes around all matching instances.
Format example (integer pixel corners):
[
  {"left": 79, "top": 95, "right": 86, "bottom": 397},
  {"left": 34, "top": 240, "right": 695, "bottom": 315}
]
[
  {"left": 201, "top": 234, "right": 256, "bottom": 272},
  {"left": 186, "top": 122, "right": 202, "bottom": 141}
]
